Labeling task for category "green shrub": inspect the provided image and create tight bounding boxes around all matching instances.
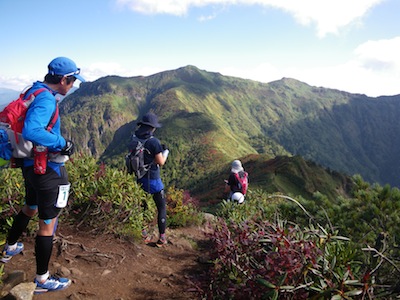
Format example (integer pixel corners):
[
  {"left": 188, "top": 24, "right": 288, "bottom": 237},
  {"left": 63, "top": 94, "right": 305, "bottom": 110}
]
[
  {"left": 0, "top": 154, "right": 205, "bottom": 241},
  {"left": 0, "top": 168, "right": 25, "bottom": 240},
  {"left": 65, "top": 154, "right": 155, "bottom": 238},
  {"left": 166, "top": 186, "right": 204, "bottom": 228}
]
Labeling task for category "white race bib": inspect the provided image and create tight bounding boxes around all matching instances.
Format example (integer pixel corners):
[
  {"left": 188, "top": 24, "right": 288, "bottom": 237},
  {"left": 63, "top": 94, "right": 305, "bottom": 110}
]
[{"left": 56, "top": 184, "right": 70, "bottom": 208}]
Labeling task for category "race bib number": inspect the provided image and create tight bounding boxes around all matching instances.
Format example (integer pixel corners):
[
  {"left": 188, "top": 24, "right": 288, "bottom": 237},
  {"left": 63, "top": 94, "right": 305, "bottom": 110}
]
[{"left": 56, "top": 184, "right": 70, "bottom": 208}]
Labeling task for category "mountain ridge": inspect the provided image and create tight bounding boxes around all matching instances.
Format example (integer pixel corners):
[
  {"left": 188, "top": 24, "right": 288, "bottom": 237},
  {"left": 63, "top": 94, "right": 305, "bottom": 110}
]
[{"left": 53, "top": 66, "right": 400, "bottom": 198}]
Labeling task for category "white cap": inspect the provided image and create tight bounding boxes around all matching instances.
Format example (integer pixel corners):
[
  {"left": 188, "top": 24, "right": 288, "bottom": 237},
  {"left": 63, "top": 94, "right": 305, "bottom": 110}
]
[{"left": 231, "top": 160, "right": 244, "bottom": 173}]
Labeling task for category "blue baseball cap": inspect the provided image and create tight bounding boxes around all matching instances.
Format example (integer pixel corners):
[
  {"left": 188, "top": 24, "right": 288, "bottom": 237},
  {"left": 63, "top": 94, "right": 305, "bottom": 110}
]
[{"left": 47, "top": 57, "right": 85, "bottom": 82}]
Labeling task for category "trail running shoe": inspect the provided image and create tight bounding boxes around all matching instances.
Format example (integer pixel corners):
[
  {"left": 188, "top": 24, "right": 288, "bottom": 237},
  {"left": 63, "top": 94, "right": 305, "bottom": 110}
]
[
  {"left": 156, "top": 237, "right": 168, "bottom": 248},
  {"left": 142, "top": 229, "right": 152, "bottom": 244},
  {"left": 34, "top": 276, "right": 71, "bottom": 294},
  {"left": 1, "top": 242, "right": 24, "bottom": 263},
  {"left": 144, "top": 235, "right": 152, "bottom": 244}
]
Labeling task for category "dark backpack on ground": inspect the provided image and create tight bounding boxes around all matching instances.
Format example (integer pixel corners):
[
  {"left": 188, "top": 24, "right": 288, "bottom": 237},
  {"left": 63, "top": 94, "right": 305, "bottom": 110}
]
[
  {"left": 234, "top": 171, "right": 248, "bottom": 195},
  {"left": 125, "top": 135, "right": 152, "bottom": 179}
]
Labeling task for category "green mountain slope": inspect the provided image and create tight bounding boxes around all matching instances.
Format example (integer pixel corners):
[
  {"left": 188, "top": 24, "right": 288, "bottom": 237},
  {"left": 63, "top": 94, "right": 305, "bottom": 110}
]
[
  {"left": 190, "top": 154, "right": 353, "bottom": 205},
  {"left": 266, "top": 85, "right": 400, "bottom": 186},
  {"left": 59, "top": 65, "right": 400, "bottom": 194}
]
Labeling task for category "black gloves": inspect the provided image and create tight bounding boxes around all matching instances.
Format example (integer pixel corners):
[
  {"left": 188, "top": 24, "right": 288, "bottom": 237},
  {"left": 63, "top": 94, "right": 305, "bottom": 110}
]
[
  {"left": 61, "top": 140, "right": 75, "bottom": 156},
  {"left": 162, "top": 144, "right": 168, "bottom": 151}
]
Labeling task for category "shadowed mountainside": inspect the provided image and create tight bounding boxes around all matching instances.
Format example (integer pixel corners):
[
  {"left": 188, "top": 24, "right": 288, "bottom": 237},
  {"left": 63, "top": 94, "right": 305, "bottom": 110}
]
[{"left": 59, "top": 66, "right": 400, "bottom": 200}]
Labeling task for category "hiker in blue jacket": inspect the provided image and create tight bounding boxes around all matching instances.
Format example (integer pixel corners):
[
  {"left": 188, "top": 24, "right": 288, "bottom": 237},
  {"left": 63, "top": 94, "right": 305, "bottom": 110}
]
[
  {"left": 134, "top": 112, "right": 169, "bottom": 247},
  {"left": 1, "top": 57, "right": 84, "bottom": 294}
]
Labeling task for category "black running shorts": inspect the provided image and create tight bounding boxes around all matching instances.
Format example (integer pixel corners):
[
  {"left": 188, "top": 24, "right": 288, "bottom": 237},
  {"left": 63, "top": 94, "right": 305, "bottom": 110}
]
[{"left": 23, "top": 165, "right": 69, "bottom": 220}]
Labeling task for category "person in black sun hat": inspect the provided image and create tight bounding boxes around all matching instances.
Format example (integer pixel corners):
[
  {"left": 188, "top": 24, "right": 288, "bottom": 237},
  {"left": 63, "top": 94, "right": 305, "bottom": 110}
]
[{"left": 132, "top": 112, "right": 170, "bottom": 247}]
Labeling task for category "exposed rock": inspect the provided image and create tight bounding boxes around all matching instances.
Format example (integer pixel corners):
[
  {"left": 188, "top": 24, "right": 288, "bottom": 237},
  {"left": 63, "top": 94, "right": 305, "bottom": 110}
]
[
  {"left": 203, "top": 212, "right": 216, "bottom": 222},
  {"left": 1, "top": 270, "right": 26, "bottom": 296},
  {"left": 59, "top": 266, "right": 71, "bottom": 277},
  {"left": 70, "top": 268, "right": 83, "bottom": 277},
  {"left": 9, "top": 282, "right": 36, "bottom": 300},
  {"left": 67, "top": 292, "right": 84, "bottom": 300},
  {"left": 101, "top": 270, "right": 112, "bottom": 276}
]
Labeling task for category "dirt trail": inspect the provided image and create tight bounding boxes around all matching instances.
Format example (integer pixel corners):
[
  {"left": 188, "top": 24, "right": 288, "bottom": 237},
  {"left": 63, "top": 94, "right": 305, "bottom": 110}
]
[{"left": 2, "top": 224, "right": 212, "bottom": 300}]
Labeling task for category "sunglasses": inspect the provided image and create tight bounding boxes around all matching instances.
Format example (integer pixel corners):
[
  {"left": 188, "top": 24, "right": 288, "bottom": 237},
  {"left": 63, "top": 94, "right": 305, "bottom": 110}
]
[
  {"left": 63, "top": 68, "right": 81, "bottom": 77},
  {"left": 49, "top": 68, "right": 81, "bottom": 77}
]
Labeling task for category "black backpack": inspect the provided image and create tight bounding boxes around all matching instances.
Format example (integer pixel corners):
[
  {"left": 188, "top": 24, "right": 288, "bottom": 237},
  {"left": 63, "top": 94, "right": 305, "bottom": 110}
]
[{"left": 125, "top": 135, "right": 152, "bottom": 179}]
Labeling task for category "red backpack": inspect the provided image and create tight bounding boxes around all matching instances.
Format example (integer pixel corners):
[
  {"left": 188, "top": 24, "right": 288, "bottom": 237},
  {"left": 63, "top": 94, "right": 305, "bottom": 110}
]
[
  {"left": 234, "top": 171, "right": 248, "bottom": 195},
  {"left": 0, "top": 88, "right": 50, "bottom": 141},
  {"left": 0, "top": 87, "right": 58, "bottom": 164}
]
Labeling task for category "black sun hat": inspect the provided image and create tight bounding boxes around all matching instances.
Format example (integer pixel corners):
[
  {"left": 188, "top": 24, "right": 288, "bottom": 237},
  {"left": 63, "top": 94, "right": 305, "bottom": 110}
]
[{"left": 137, "top": 113, "right": 162, "bottom": 128}]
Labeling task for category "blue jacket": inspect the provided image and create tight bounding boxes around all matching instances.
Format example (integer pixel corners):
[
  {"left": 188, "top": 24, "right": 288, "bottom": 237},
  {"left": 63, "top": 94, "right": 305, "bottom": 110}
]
[
  {"left": 22, "top": 81, "right": 67, "bottom": 170},
  {"left": 22, "top": 81, "right": 66, "bottom": 151}
]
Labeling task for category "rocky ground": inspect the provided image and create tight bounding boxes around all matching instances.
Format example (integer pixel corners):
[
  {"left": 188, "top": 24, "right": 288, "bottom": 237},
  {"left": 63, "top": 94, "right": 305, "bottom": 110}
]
[{"left": 0, "top": 223, "right": 213, "bottom": 300}]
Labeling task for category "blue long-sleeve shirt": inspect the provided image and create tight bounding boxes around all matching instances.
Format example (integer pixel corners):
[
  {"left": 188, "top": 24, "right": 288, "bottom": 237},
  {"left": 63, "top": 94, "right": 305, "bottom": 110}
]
[
  {"left": 22, "top": 81, "right": 66, "bottom": 151},
  {"left": 22, "top": 81, "right": 67, "bottom": 171}
]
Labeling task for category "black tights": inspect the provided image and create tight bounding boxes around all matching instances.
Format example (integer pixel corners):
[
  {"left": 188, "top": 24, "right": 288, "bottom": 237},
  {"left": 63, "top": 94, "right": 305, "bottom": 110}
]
[{"left": 152, "top": 190, "right": 166, "bottom": 235}]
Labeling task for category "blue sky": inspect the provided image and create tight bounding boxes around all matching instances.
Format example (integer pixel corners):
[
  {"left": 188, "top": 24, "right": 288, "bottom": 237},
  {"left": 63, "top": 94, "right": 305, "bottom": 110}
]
[{"left": 1, "top": 0, "right": 399, "bottom": 97}]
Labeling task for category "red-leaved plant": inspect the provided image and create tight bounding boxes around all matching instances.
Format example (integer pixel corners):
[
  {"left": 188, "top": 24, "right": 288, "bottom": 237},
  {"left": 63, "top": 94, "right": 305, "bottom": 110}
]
[{"left": 202, "top": 217, "right": 373, "bottom": 300}]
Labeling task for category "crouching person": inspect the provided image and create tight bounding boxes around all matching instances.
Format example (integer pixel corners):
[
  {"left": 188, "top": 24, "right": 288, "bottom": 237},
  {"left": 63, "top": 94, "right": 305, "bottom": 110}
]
[{"left": 224, "top": 160, "right": 248, "bottom": 204}]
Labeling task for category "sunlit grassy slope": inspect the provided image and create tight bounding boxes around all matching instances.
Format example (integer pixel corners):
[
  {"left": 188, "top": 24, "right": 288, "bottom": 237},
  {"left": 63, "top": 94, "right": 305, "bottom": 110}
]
[{"left": 60, "top": 65, "right": 400, "bottom": 201}]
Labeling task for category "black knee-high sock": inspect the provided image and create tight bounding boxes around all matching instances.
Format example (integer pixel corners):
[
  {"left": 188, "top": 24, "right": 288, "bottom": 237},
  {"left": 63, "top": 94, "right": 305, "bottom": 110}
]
[
  {"left": 7, "top": 211, "right": 31, "bottom": 245},
  {"left": 35, "top": 235, "right": 53, "bottom": 275}
]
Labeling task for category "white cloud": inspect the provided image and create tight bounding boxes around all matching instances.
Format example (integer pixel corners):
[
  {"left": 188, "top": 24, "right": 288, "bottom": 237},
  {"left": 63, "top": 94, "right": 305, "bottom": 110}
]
[
  {"left": 2, "top": 36, "right": 400, "bottom": 97},
  {"left": 0, "top": 61, "right": 165, "bottom": 91},
  {"left": 116, "top": 0, "right": 385, "bottom": 37},
  {"left": 84, "top": 62, "right": 164, "bottom": 82},
  {"left": 198, "top": 12, "right": 217, "bottom": 22},
  {"left": 218, "top": 36, "right": 400, "bottom": 97},
  {"left": 0, "top": 75, "right": 37, "bottom": 92},
  {"left": 83, "top": 62, "right": 128, "bottom": 82},
  {"left": 116, "top": 0, "right": 192, "bottom": 15},
  {"left": 265, "top": 0, "right": 385, "bottom": 37},
  {"left": 354, "top": 37, "right": 400, "bottom": 72}
]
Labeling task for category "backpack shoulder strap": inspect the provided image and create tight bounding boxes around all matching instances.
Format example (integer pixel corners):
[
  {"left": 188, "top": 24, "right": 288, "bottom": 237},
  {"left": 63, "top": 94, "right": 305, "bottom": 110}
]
[
  {"left": 143, "top": 135, "right": 153, "bottom": 146},
  {"left": 135, "top": 135, "right": 153, "bottom": 148},
  {"left": 32, "top": 88, "right": 48, "bottom": 97},
  {"left": 142, "top": 136, "right": 154, "bottom": 168},
  {"left": 46, "top": 104, "right": 59, "bottom": 131},
  {"left": 234, "top": 172, "right": 240, "bottom": 182},
  {"left": 22, "top": 87, "right": 49, "bottom": 100}
]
